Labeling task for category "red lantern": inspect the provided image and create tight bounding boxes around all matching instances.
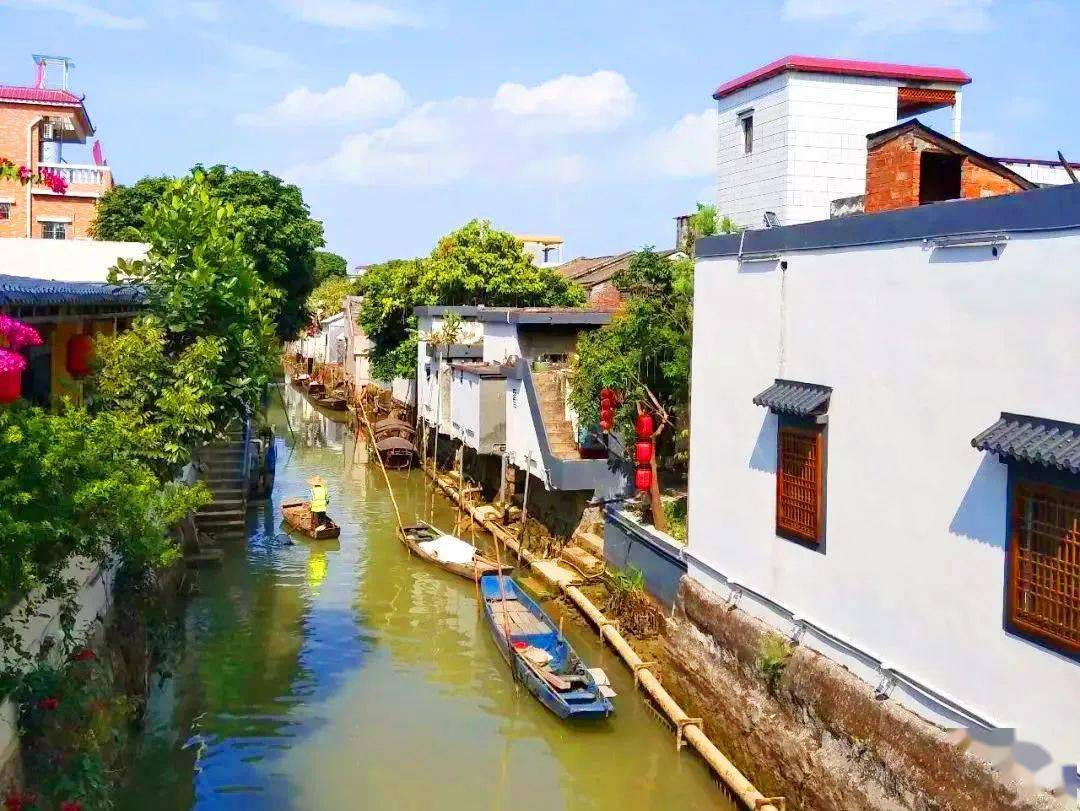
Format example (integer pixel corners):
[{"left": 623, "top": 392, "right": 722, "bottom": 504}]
[
  {"left": 634, "top": 466, "right": 652, "bottom": 491},
  {"left": 634, "top": 440, "right": 652, "bottom": 465},
  {"left": 600, "top": 387, "right": 615, "bottom": 403},
  {"left": 0, "top": 367, "right": 21, "bottom": 404},
  {"left": 66, "top": 334, "right": 93, "bottom": 379},
  {"left": 635, "top": 412, "right": 654, "bottom": 438}
]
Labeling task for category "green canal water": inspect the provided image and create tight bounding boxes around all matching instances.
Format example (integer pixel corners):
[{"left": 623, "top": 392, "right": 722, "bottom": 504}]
[{"left": 120, "top": 384, "right": 734, "bottom": 810}]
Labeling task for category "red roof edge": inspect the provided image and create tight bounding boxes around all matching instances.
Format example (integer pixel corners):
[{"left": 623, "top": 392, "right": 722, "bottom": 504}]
[
  {"left": 0, "top": 85, "right": 93, "bottom": 136},
  {"left": 713, "top": 55, "right": 972, "bottom": 100}
]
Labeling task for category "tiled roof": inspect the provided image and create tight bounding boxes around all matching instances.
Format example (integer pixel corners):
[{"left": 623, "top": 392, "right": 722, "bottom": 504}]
[
  {"left": 556, "top": 249, "right": 679, "bottom": 289},
  {"left": 714, "top": 55, "right": 971, "bottom": 100},
  {"left": 0, "top": 274, "right": 143, "bottom": 307},
  {"left": 972, "top": 413, "right": 1080, "bottom": 474},
  {"left": 753, "top": 379, "right": 832, "bottom": 416},
  {"left": 0, "top": 85, "right": 83, "bottom": 105}
]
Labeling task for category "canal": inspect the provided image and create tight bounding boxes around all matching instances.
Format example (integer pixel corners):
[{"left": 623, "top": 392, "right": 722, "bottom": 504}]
[{"left": 121, "top": 383, "right": 733, "bottom": 810}]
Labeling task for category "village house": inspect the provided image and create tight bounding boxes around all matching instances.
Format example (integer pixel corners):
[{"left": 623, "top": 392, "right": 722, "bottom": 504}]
[
  {"left": 715, "top": 55, "right": 1076, "bottom": 229},
  {"left": 685, "top": 181, "right": 1079, "bottom": 795},
  {"left": 0, "top": 56, "right": 113, "bottom": 240},
  {"left": 415, "top": 305, "right": 624, "bottom": 532}
]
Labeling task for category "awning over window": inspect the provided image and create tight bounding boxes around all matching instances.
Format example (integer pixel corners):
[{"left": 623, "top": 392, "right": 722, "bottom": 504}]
[
  {"left": 752, "top": 379, "right": 832, "bottom": 416},
  {"left": 972, "top": 413, "right": 1080, "bottom": 474}
]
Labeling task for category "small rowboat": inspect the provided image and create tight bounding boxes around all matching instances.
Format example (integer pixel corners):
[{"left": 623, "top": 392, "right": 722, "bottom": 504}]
[
  {"left": 292, "top": 373, "right": 310, "bottom": 387},
  {"left": 373, "top": 417, "right": 416, "bottom": 440},
  {"left": 375, "top": 436, "right": 417, "bottom": 469},
  {"left": 281, "top": 498, "right": 341, "bottom": 540},
  {"left": 306, "top": 381, "right": 326, "bottom": 397},
  {"left": 398, "top": 522, "right": 509, "bottom": 580},
  {"left": 480, "top": 574, "right": 615, "bottom": 720},
  {"left": 314, "top": 394, "right": 348, "bottom": 411}
]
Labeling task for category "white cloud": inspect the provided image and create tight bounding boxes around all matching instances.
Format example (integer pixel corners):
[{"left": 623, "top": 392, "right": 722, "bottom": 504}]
[
  {"left": 288, "top": 88, "right": 596, "bottom": 188},
  {"left": 183, "top": 1, "right": 220, "bottom": 21},
  {"left": 281, "top": 0, "right": 420, "bottom": 29},
  {"left": 493, "top": 71, "right": 635, "bottom": 134},
  {"left": 237, "top": 73, "right": 410, "bottom": 127},
  {"left": 0, "top": 0, "right": 144, "bottom": 29},
  {"left": 781, "top": 0, "right": 995, "bottom": 33},
  {"left": 640, "top": 109, "right": 716, "bottom": 178}
]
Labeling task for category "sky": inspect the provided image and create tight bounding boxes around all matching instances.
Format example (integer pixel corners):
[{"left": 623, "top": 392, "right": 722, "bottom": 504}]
[{"left": 0, "top": 0, "right": 1076, "bottom": 266}]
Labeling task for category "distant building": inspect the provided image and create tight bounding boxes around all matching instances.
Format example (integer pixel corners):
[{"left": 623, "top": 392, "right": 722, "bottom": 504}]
[
  {"left": 0, "top": 55, "right": 114, "bottom": 240},
  {"left": 515, "top": 234, "right": 564, "bottom": 267}
]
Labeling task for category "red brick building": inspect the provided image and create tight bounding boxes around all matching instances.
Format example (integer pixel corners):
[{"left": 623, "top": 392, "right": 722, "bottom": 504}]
[
  {"left": 0, "top": 56, "right": 112, "bottom": 240},
  {"left": 864, "top": 120, "right": 1034, "bottom": 214}
]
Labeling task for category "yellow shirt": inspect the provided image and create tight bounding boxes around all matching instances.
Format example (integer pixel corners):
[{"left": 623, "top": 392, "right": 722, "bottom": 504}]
[{"left": 310, "top": 484, "right": 328, "bottom": 512}]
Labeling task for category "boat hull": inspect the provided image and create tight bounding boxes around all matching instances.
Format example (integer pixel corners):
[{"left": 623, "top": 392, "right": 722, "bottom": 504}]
[
  {"left": 398, "top": 524, "right": 506, "bottom": 580},
  {"left": 480, "top": 574, "right": 613, "bottom": 720},
  {"left": 281, "top": 499, "right": 341, "bottom": 540}
]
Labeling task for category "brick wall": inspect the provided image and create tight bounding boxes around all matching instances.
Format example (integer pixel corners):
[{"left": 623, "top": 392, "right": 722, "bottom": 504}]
[
  {"left": 0, "top": 101, "right": 103, "bottom": 239},
  {"left": 588, "top": 281, "right": 623, "bottom": 311},
  {"left": 864, "top": 132, "right": 921, "bottom": 213},
  {"left": 865, "top": 129, "right": 1027, "bottom": 214}
]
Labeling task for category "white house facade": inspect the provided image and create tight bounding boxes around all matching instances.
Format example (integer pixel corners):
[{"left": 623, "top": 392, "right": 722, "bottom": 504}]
[{"left": 688, "top": 183, "right": 1080, "bottom": 789}]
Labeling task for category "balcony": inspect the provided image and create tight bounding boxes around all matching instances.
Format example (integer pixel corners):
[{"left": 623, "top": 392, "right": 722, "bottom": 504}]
[{"left": 35, "top": 162, "right": 112, "bottom": 194}]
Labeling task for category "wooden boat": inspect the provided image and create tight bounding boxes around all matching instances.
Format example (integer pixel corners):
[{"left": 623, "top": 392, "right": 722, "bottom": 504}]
[
  {"left": 398, "top": 522, "right": 509, "bottom": 580},
  {"left": 291, "top": 372, "right": 310, "bottom": 387},
  {"left": 314, "top": 393, "right": 348, "bottom": 411},
  {"left": 281, "top": 498, "right": 341, "bottom": 540},
  {"left": 306, "top": 381, "right": 326, "bottom": 397},
  {"left": 373, "top": 417, "right": 416, "bottom": 440},
  {"left": 480, "top": 574, "right": 614, "bottom": 720},
  {"left": 375, "top": 436, "right": 417, "bottom": 469}
]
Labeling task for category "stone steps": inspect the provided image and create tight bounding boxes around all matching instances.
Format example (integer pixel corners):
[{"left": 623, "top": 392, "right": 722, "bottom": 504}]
[{"left": 195, "top": 433, "right": 248, "bottom": 539}]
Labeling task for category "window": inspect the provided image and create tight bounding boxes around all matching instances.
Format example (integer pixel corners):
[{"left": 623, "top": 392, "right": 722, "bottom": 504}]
[
  {"left": 41, "top": 221, "right": 67, "bottom": 240},
  {"left": 0, "top": 202, "right": 10, "bottom": 220},
  {"left": 776, "top": 423, "right": 825, "bottom": 543},
  {"left": 741, "top": 114, "right": 754, "bottom": 155},
  {"left": 1010, "top": 481, "right": 1080, "bottom": 655}
]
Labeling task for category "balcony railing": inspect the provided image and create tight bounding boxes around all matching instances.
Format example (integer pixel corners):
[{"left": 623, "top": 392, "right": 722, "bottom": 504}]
[{"left": 37, "top": 162, "right": 111, "bottom": 187}]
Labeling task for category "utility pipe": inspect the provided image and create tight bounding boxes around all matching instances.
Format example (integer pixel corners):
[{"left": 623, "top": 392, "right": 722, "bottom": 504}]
[{"left": 422, "top": 464, "right": 780, "bottom": 811}]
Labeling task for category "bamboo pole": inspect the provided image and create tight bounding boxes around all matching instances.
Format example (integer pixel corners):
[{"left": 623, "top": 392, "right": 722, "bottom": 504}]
[{"left": 421, "top": 462, "right": 780, "bottom": 811}]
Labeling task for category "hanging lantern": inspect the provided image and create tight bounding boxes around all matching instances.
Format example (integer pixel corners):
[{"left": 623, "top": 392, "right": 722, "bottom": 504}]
[
  {"left": 634, "top": 440, "right": 653, "bottom": 465},
  {"left": 0, "top": 349, "right": 25, "bottom": 405},
  {"left": 635, "top": 412, "right": 654, "bottom": 438},
  {"left": 600, "top": 387, "right": 615, "bottom": 403},
  {"left": 634, "top": 466, "right": 652, "bottom": 491},
  {"left": 66, "top": 333, "right": 94, "bottom": 379}
]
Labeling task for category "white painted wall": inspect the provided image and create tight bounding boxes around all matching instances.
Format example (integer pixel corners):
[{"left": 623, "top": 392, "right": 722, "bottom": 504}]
[
  {"left": 0, "top": 238, "right": 147, "bottom": 282},
  {"left": 481, "top": 321, "right": 520, "bottom": 363},
  {"left": 505, "top": 376, "right": 547, "bottom": 483},
  {"left": 717, "top": 73, "right": 899, "bottom": 228},
  {"left": 1000, "top": 160, "right": 1076, "bottom": 187},
  {"left": 688, "top": 230, "right": 1080, "bottom": 783}
]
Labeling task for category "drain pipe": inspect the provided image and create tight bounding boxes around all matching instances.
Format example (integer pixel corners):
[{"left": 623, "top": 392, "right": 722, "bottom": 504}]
[{"left": 25, "top": 116, "right": 42, "bottom": 237}]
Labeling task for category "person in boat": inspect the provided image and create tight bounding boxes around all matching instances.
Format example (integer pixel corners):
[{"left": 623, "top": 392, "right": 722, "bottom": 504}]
[{"left": 308, "top": 475, "right": 330, "bottom": 529}]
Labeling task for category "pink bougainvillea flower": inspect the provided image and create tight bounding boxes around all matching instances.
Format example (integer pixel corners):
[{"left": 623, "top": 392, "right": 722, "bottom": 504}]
[
  {"left": 0, "top": 349, "right": 28, "bottom": 375},
  {"left": 0, "top": 315, "right": 42, "bottom": 351},
  {"left": 17, "top": 165, "right": 31, "bottom": 182}
]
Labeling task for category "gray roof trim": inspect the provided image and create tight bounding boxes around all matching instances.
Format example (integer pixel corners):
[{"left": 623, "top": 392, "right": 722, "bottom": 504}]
[
  {"left": 696, "top": 183, "right": 1080, "bottom": 259},
  {"left": 972, "top": 413, "right": 1080, "bottom": 474},
  {"left": 414, "top": 305, "right": 610, "bottom": 326},
  {"left": 0, "top": 274, "right": 144, "bottom": 307},
  {"left": 753, "top": 379, "right": 832, "bottom": 416}
]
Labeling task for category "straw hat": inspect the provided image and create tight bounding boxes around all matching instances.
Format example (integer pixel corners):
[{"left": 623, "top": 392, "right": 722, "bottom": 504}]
[{"left": 307, "top": 475, "right": 326, "bottom": 486}]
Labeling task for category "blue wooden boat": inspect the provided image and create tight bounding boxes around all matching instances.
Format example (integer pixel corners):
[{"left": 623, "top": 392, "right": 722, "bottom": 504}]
[{"left": 480, "top": 574, "right": 614, "bottom": 720}]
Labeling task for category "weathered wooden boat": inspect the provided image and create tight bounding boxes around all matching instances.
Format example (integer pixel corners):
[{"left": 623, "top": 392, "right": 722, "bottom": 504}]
[
  {"left": 306, "top": 380, "right": 326, "bottom": 397},
  {"left": 314, "top": 393, "right": 348, "bottom": 411},
  {"left": 480, "top": 574, "right": 615, "bottom": 720},
  {"left": 373, "top": 417, "right": 416, "bottom": 440},
  {"left": 375, "top": 436, "right": 417, "bottom": 469},
  {"left": 281, "top": 498, "right": 341, "bottom": 540},
  {"left": 291, "top": 372, "right": 310, "bottom": 387},
  {"left": 398, "top": 522, "right": 509, "bottom": 580}
]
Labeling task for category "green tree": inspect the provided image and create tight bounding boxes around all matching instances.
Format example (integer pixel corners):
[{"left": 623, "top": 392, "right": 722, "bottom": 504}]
[
  {"left": 107, "top": 172, "right": 279, "bottom": 440},
  {"left": 683, "top": 202, "right": 740, "bottom": 254},
  {"left": 568, "top": 248, "right": 695, "bottom": 531},
  {"left": 91, "top": 165, "right": 324, "bottom": 339},
  {"left": 307, "top": 275, "right": 359, "bottom": 320},
  {"left": 314, "top": 250, "right": 348, "bottom": 285},
  {"left": 356, "top": 220, "right": 584, "bottom": 380}
]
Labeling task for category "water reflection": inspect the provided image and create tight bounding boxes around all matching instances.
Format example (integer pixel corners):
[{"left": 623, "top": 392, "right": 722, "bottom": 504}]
[{"left": 121, "top": 383, "right": 732, "bottom": 810}]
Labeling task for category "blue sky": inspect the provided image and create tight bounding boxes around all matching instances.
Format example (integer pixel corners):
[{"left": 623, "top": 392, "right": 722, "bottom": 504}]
[{"left": 0, "top": 0, "right": 1075, "bottom": 266}]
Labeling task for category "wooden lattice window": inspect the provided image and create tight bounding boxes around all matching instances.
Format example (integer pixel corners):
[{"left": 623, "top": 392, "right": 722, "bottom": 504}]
[
  {"left": 1010, "top": 481, "right": 1080, "bottom": 655},
  {"left": 776, "top": 424, "right": 824, "bottom": 543}
]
